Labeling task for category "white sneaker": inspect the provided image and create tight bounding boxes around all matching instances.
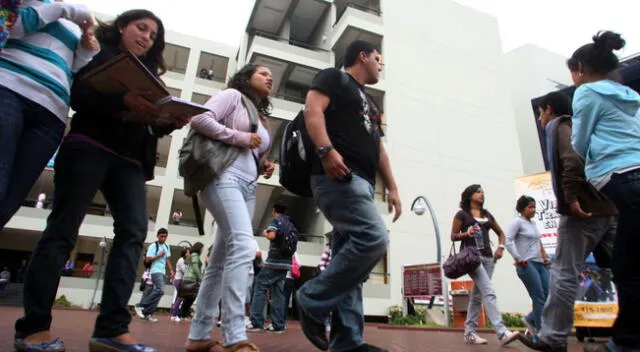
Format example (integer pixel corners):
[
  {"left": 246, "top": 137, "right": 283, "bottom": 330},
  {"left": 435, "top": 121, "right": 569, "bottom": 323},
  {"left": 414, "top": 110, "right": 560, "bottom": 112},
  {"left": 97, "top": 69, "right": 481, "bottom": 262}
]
[
  {"left": 500, "top": 330, "right": 520, "bottom": 346},
  {"left": 171, "top": 316, "right": 181, "bottom": 322},
  {"left": 464, "top": 333, "right": 488, "bottom": 345},
  {"left": 144, "top": 315, "right": 158, "bottom": 323},
  {"left": 134, "top": 306, "right": 145, "bottom": 319},
  {"left": 522, "top": 317, "right": 537, "bottom": 336},
  {"left": 244, "top": 316, "right": 251, "bottom": 325}
]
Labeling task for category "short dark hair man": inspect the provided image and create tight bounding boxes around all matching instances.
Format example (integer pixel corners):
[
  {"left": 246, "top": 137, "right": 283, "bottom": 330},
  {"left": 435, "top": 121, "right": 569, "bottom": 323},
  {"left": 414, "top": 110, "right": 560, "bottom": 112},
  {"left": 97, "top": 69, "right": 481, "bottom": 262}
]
[
  {"left": 514, "top": 92, "right": 617, "bottom": 351},
  {"left": 296, "top": 40, "right": 402, "bottom": 352},
  {"left": 135, "top": 228, "right": 174, "bottom": 322},
  {"left": 247, "top": 204, "right": 296, "bottom": 333}
]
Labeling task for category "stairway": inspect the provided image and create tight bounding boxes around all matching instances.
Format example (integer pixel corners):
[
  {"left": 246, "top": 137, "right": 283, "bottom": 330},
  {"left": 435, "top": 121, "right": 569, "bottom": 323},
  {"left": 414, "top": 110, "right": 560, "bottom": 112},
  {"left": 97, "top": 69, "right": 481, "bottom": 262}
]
[{"left": 0, "top": 282, "right": 24, "bottom": 307}]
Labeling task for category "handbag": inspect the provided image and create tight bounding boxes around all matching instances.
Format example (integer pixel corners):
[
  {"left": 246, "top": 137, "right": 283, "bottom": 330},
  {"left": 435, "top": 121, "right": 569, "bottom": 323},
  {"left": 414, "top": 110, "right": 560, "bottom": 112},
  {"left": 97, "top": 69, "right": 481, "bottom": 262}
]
[
  {"left": 178, "top": 93, "right": 260, "bottom": 197},
  {"left": 178, "top": 279, "right": 199, "bottom": 298},
  {"left": 442, "top": 242, "right": 482, "bottom": 279}
]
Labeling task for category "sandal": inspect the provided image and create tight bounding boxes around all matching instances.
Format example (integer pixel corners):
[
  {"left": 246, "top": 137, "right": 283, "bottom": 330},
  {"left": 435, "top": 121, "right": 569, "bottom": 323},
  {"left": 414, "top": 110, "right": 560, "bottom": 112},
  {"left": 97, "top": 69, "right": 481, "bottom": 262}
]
[
  {"left": 223, "top": 341, "right": 260, "bottom": 352},
  {"left": 185, "top": 340, "right": 223, "bottom": 352}
]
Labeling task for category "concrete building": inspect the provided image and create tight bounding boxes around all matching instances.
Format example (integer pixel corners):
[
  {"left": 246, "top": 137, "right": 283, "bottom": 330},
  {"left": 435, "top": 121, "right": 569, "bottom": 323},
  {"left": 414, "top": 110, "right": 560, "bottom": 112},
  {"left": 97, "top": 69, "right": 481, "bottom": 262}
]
[
  {"left": 1, "top": 0, "right": 541, "bottom": 317},
  {"left": 506, "top": 44, "right": 573, "bottom": 175}
]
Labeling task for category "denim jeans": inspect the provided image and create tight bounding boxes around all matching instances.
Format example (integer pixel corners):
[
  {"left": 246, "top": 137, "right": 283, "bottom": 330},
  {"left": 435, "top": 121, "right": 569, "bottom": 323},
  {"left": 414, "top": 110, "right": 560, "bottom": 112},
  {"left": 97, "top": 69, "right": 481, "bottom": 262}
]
[
  {"left": 188, "top": 173, "right": 256, "bottom": 346},
  {"left": 136, "top": 274, "right": 166, "bottom": 316},
  {"left": 465, "top": 257, "right": 508, "bottom": 337},
  {"left": 516, "top": 261, "right": 549, "bottom": 331},
  {"left": 0, "top": 86, "right": 65, "bottom": 230},
  {"left": 14, "top": 142, "right": 148, "bottom": 339},
  {"left": 538, "top": 215, "right": 616, "bottom": 348},
  {"left": 297, "top": 174, "right": 387, "bottom": 351},
  {"left": 600, "top": 169, "right": 640, "bottom": 350},
  {"left": 250, "top": 267, "right": 287, "bottom": 329}
]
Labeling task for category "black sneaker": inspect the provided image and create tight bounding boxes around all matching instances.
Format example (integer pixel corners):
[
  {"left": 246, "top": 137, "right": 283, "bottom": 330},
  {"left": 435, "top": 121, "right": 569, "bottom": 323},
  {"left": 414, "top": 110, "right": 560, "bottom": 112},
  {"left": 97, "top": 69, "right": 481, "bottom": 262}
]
[
  {"left": 344, "top": 344, "right": 389, "bottom": 352},
  {"left": 265, "top": 325, "right": 286, "bottom": 334},
  {"left": 295, "top": 292, "right": 328, "bottom": 351}
]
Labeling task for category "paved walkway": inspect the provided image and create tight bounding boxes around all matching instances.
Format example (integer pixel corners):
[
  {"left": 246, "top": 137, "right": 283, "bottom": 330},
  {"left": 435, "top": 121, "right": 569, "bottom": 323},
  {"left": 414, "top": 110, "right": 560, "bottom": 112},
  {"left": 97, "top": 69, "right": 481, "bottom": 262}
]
[{"left": 0, "top": 307, "right": 593, "bottom": 351}]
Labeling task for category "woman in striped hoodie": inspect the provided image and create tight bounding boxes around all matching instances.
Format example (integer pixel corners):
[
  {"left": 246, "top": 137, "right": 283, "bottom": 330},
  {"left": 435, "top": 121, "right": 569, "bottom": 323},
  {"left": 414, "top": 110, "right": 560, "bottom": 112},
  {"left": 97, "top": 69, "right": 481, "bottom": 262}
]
[{"left": 0, "top": 0, "right": 98, "bottom": 230}]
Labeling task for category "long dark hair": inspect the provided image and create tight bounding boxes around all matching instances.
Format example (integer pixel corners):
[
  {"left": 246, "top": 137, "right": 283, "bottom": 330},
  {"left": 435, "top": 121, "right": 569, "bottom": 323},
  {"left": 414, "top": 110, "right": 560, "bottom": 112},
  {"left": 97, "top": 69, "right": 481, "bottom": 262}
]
[
  {"left": 460, "top": 184, "right": 487, "bottom": 216},
  {"left": 567, "top": 31, "right": 625, "bottom": 76},
  {"left": 95, "top": 9, "right": 167, "bottom": 76},
  {"left": 227, "top": 64, "right": 272, "bottom": 116},
  {"left": 191, "top": 242, "right": 204, "bottom": 256},
  {"left": 516, "top": 195, "right": 536, "bottom": 214}
]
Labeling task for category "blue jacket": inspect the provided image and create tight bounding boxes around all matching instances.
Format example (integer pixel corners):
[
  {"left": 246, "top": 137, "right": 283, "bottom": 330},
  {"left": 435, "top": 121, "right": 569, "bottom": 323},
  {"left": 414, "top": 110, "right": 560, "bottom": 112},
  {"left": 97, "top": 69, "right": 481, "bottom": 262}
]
[{"left": 571, "top": 80, "right": 640, "bottom": 182}]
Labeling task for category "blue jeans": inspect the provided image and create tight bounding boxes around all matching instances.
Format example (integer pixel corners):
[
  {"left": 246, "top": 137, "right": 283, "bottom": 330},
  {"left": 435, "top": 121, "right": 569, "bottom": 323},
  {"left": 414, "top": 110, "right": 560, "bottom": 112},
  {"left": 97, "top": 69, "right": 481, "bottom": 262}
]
[
  {"left": 297, "top": 174, "right": 387, "bottom": 351},
  {"left": 516, "top": 261, "right": 549, "bottom": 331},
  {"left": 250, "top": 267, "right": 287, "bottom": 329},
  {"left": 136, "top": 274, "right": 166, "bottom": 316},
  {"left": 0, "top": 87, "right": 65, "bottom": 230},
  {"left": 188, "top": 173, "right": 256, "bottom": 346},
  {"left": 601, "top": 169, "right": 640, "bottom": 350}
]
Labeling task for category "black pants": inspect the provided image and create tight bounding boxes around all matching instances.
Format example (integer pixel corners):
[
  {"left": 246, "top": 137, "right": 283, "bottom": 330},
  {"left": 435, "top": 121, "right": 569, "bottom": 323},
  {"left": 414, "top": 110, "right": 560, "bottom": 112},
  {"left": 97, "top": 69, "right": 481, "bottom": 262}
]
[
  {"left": 15, "top": 142, "right": 148, "bottom": 339},
  {"left": 283, "top": 278, "right": 295, "bottom": 319},
  {"left": 601, "top": 169, "right": 640, "bottom": 349}
]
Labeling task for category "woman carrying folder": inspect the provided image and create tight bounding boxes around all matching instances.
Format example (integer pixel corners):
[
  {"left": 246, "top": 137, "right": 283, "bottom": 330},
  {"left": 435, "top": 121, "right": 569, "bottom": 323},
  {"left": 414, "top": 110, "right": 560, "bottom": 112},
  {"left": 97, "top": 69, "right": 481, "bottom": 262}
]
[
  {"left": 14, "top": 9, "right": 189, "bottom": 352},
  {"left": 184, "top": 64, "right": 275, "bottom": 352}
]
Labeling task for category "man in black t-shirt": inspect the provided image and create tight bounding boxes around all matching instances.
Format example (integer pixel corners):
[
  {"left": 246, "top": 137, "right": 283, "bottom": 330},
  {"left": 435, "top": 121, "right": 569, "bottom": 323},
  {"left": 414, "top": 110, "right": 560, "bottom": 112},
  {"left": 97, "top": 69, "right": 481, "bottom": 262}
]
[{"left": 295, "top": 40, "right": 402, "bottom": 352}]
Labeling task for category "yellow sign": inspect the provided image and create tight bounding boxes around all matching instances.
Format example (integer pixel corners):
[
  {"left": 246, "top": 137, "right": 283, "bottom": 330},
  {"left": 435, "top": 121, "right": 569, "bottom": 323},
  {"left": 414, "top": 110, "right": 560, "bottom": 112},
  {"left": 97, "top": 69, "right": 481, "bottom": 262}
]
[{"left": 574, "top": 302, "right": 618, "bottom": 327}]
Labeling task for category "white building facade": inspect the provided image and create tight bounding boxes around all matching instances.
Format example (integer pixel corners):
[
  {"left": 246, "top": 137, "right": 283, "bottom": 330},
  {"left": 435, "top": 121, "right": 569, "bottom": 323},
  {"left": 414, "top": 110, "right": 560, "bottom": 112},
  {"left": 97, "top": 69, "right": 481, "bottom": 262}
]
[{"left": 1, "top": 0, "right": 545, "bottom": 317}]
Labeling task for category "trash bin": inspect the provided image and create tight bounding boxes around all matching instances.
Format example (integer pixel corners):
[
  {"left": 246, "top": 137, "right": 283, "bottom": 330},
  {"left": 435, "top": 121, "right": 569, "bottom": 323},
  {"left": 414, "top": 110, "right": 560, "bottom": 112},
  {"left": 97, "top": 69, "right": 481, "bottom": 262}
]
[{"left": 451, "top": 280, "right": 487, "bottom": 328}]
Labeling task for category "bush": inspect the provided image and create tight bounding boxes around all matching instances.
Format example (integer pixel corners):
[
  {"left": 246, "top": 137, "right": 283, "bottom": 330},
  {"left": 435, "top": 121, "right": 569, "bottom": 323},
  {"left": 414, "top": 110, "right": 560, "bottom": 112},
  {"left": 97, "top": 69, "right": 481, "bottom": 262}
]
[
  {"left": 54, "top": 295, "right": 77, "bottom": 308},
  {"left": 502, "top": 312, "right": 526, "bottom": 328},
  {"left": 388, "top": 305, "right": 437, "bottom": 327}
]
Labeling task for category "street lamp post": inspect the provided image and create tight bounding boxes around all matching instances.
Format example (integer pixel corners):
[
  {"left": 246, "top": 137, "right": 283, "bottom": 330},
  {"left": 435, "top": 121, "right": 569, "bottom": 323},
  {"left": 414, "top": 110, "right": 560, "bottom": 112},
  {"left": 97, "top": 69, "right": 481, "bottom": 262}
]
[
  {"left": 90, "top": 236, "right": 108, "bottom": 310},
  {"left": 410, "top": 196, "right": 450, "bottom": 327}
]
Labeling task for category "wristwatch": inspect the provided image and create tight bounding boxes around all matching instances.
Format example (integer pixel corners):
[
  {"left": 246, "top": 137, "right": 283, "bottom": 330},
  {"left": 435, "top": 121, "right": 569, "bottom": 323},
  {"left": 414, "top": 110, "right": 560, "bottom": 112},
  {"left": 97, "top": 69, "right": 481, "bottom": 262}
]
[{"left": 316, "top": 145, "right": 334, "bottom": 159}]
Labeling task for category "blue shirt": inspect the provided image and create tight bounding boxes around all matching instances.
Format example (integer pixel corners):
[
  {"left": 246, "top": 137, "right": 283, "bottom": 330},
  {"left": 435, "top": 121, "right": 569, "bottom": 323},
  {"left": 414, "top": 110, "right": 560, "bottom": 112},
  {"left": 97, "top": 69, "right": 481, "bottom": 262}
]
[
  {"left": 571, "top": 80, "right": 640, "bottom": 188},
  {"left": 146, "top": 242, "right": 170, "bottom": 275}
]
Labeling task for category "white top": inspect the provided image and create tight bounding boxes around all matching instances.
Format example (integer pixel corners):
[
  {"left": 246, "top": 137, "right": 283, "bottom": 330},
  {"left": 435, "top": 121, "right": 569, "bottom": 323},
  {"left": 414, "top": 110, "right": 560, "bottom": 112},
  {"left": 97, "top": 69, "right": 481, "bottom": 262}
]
[
  {"left": 505, "top": 216, "right": 543, "bottom": 263},
  {"left": 174, "top": 257, "right": 187, "bottom": 280},
  {"left": 227, "top": 122, "right": 270, "bottom": 182}
]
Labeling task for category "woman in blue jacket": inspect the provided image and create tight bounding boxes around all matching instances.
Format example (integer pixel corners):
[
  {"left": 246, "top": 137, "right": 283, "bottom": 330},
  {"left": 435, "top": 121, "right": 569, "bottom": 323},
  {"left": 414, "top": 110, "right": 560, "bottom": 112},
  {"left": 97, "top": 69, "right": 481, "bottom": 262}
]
[{"left": 568, "top": 31, "right": 640, "bottom": 352}]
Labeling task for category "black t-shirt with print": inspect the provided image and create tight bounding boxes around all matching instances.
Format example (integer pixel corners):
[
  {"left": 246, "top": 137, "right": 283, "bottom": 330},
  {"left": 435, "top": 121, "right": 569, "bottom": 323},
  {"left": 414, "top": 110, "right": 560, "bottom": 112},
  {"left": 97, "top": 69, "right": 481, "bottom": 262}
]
[{"left": 309, "top": 68, "right": 384, "bottom": 185}]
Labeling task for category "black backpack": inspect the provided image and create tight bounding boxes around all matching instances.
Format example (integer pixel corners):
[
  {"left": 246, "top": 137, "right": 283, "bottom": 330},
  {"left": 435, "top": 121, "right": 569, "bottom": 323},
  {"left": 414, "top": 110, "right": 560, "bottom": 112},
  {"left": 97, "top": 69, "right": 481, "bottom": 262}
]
[
  {"left": 143, "top": 242, "right": 161, "bottom": 269},
  {"left": 276, "top": 216, "right": 299, "bottom": 257},
  {"left": 278, "top": 71, "right": 351, "bottom": 197},
  {"left": 278, "top": 111, "right": 314, "bottom": 197}
]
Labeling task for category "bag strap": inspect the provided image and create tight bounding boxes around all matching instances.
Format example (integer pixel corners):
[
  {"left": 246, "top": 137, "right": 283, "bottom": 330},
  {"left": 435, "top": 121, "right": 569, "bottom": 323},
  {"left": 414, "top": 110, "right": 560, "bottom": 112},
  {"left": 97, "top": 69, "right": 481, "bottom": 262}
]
[
  {"left": 240, "top": 94, "right": 263, "bottom": 181},
  {"left": 192, "top": 195, "right": 205, "bottom": 236}
]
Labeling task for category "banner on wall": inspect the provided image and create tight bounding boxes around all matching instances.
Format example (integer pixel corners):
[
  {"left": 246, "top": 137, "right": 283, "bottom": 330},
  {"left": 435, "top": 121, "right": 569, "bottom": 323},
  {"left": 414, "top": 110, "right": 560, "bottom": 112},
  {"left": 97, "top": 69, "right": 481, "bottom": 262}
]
[
  {"left": 514, "top": 172, "right": 617, "bottom": 329},
  {"left": 513, "top": 172, "right": 559, "bottom": 257}
]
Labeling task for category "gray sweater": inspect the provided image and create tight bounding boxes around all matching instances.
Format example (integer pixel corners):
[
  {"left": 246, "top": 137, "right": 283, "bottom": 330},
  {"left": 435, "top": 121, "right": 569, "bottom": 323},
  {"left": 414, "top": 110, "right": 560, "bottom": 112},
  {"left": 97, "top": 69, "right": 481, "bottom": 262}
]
[{"left": 505, "top": 216, "right": 543, "bottom": 263}]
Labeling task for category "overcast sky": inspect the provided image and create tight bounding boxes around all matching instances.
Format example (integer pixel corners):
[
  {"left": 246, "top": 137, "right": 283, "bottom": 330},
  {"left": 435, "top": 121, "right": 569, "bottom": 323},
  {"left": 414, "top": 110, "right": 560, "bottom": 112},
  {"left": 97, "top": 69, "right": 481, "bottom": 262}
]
[{"left": 70, "top": 0, "right": 639, "bottom": 59}]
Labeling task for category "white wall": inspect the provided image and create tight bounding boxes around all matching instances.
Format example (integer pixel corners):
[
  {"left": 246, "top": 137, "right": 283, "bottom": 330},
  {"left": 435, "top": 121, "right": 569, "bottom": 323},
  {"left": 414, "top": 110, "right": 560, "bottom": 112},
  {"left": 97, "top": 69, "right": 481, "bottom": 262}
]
[
  {"left": 506, "top": 44, "right": 573, "bottom": 175},
  {"left": 383, "top": 0, "right": 529, "bottom": 314}
]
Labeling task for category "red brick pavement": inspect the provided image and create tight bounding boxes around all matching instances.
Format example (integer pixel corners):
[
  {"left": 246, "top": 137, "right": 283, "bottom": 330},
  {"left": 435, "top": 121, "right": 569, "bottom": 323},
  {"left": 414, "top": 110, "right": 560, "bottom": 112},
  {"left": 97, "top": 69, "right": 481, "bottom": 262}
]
[{"left": 0, "top": 307, "right": 594, "bottom": 351}]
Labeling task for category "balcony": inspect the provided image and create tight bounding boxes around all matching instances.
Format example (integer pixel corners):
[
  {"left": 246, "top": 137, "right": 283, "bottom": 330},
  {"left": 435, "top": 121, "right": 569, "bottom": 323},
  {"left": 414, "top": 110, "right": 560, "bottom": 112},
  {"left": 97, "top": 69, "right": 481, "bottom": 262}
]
[
  {"left": 247, "top": 0, "right": 331, "bottom": 55},
  {"left": 163, "top": 43, "right": 190, "bottom": 79},
  {"left": 195, "top": 51, "right": 229, "bottom": 91},
  {"left": 335, "top": 0, "right": 382, "bottom": 23},
  {"left": 191, "top": 92, "right": 211, "bottom": 105},
  {"left": 247, "top": 34, "right": 331, "bottom": 71},
  {"left": 168, "top": 189, "right": 206, "bottom": 237}
]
